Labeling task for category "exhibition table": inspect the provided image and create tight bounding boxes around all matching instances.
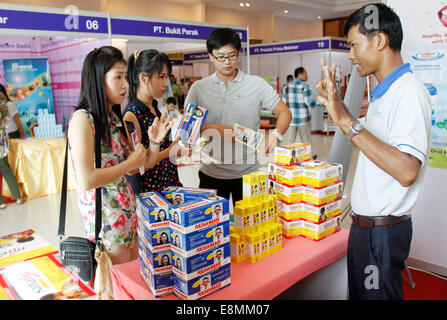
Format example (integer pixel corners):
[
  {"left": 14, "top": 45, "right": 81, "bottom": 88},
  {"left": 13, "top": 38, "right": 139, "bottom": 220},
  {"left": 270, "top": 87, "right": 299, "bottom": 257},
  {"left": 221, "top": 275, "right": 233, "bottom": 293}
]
[
  {"left": 2, "top": 138, "right": 76, "bottom": 200},
  {"left": 111, "top": 229, "right": 349, "bottom": 300}
]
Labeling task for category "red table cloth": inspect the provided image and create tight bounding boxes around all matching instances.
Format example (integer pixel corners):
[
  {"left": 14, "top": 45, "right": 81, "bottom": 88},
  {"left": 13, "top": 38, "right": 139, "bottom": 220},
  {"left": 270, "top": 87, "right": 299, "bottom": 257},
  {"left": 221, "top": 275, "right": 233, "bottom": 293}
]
[{"left": 111, "top": 229, "right": 349, "bottom": 300}]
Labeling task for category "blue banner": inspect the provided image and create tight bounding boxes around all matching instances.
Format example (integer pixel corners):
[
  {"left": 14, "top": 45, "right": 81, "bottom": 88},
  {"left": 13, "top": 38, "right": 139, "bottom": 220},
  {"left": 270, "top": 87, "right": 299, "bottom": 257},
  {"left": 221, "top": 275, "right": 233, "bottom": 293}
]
[
  {"left": 0, "top": 9, "right": 108, "bottom": 34},
  {"left": 111, "top": 18, "right": 247, "bottom": 42},
  {"left": 2, "top": 58, "right": 54, "bottom": 136}
]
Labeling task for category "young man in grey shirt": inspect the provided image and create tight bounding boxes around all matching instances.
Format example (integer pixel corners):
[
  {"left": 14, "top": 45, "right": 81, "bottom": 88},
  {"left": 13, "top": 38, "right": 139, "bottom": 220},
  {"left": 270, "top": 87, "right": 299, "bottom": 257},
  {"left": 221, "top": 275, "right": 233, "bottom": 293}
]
[{"left": 184, "top": 28, "right": 291, "bottom": 205}]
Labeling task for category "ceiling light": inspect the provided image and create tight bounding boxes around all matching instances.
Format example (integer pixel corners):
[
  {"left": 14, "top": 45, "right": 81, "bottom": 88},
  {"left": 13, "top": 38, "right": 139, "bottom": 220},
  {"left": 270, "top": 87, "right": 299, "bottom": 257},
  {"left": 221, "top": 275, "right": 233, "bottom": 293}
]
[
  {"left": 318, "top": 16, "right": 322, "bottom": 19},
  {"left": 284, "top": 10, "right": 288, "bottom": 14},
  {"left": 245, "top": 3, "right": 250, "bottom": 7},
  {"left": 240, "top": 3, "right": 244, "bottom": 7}
]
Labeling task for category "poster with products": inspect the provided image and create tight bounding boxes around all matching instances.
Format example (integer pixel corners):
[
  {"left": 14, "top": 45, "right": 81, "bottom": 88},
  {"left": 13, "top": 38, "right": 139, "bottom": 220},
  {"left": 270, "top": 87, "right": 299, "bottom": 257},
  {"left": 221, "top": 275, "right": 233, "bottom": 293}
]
[
  {"left": 0, "top": 229, "right": 58, "bottom": 267},
  {"left": 2, "top": 57, "right": 54, "bottom": 136},
  {"left": 0, "top": 255, "right": 95, "bottom": 300},
  {"left": 387, "top": 1, "right": 447, "bottom": 168}
]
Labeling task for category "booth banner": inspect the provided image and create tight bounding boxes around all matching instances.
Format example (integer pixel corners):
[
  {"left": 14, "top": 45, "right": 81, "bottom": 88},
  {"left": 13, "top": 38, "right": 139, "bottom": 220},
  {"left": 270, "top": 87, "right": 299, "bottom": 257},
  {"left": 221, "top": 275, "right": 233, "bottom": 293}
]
[
  {"left": 183, "top": 52, "right": 209, "bottom": 62},
  {"left": 2, "top": 57, "right": 54, "bottom": 136},
  {"left": 388, "top": 0, "right": 447, "bottom": 168},
  {"left": 250, "top": 39, "right": 330, "bottom": 55},
  {"left": 111, "top": 18, "right": 247, "bottom": 42},
  {"left": 0, "top": 8, "right": 109, "bottom": 35}
]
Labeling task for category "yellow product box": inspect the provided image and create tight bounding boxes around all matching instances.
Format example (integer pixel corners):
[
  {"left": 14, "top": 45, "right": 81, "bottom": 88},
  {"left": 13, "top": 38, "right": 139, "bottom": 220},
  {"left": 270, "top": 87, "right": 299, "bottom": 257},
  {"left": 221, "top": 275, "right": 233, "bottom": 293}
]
[
  {"left": 301, "top": 199, "right": 342, "bottom": 223},
  {"left": 279, "top": 217, "right": 304, "bottom": 238},
  {"left": 275, "top": 224, "right": 282, "bottom": 251},
  {"left": 244, "top": 231, "right": 263, "bottom": 263},
  {"left": 302, "top": 161, "right": 343, "bottom": 188},
  {"left": 230, "top": 229, "right": 246, "bottom": 264},
  {"left": 259, "top": 228, "right": 270, "bottom": 259},
  {"left": 242, "top": 171, "right": 267, "bottom": 203},
  {"left": 254, "top": 171, "right": 267, "bottom": 195},
  {"left": 233, "top": 205, "right": 252, "bottom": 234},
  {"left": 270, "top": 178, "right": 303, "bottom": 203},
  {"left": 268, "top": 162, "right": 303, "bottom": 186},
  {"left": 303, "top": 181, "right": 343, "bottom": 205},
  {"left": 274, "top": 143, "right": 311, "bottom": 165},
  {"left": 277, "top": 199, "right": 303, "bottom": 220},
  {"left": 302, "top": 215, "right": 342, "bottom": 241},
  {"left": 266, "top": 196, "right": 276, "bottom": 223}
]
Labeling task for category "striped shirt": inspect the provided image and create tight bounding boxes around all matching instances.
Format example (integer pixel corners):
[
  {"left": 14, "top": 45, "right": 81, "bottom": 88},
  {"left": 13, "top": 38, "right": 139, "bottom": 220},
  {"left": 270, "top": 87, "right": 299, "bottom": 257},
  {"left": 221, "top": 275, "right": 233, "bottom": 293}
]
[{"left": 282, "top": 79, "right": 323, "bottom": 126}]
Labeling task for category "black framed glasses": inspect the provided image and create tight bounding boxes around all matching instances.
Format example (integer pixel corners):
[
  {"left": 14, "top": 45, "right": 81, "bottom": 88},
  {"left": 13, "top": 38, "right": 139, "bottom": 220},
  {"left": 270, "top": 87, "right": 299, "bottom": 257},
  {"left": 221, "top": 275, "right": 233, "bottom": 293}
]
[{"left": 211, "top": 52, "right": 239, "bottom": 62}]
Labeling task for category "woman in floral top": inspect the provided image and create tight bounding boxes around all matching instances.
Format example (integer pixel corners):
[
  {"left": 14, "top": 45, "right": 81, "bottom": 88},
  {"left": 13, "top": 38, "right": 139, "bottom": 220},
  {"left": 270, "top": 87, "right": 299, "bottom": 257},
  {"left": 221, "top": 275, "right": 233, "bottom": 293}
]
[{"left": 67, "top": 46, "right": 172, "bottom": 265}]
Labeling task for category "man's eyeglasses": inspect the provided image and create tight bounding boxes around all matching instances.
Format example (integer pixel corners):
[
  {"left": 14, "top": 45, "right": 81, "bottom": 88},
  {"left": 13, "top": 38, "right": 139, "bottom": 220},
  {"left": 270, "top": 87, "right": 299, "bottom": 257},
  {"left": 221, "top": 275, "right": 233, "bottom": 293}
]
[{"left": 211, "top": 52, "right": 238, "bottom": 62}]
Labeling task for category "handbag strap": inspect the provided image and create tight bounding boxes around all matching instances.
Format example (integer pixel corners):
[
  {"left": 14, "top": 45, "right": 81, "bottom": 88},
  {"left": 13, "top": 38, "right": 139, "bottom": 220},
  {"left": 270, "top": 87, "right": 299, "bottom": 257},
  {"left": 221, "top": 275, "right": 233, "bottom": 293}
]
[{"left": 58, "top": 116, "right": 102, "bottom": 243}]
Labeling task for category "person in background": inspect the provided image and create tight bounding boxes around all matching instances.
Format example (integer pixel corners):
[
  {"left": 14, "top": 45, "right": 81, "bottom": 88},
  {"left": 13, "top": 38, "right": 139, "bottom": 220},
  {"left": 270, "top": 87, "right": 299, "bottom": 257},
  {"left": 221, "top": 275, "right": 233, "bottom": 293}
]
[
  {"left": 160, "top": 96, "right": 181, "bottom": 119},
  {"left": 0, "top": 84, "right": 26, "bottom": 139},
  {"left": 282, "top": 67, "right": 323, "bottom": 159},
  {"left": 169, "top": 74, "right": 181, "bottom": 105},
  {"left": 67, "top": 46, "right": 171, "bottom": 265},
  {"left": 179, "top": 78, "right": 189, "bottom": 109},
  {"left": 184, "top": 27, "right": 291, "bottom": 206},
  {"left": 124, "top": 49, "right": 189, "bottom": 195},
  {"left": 316, "top": 3, "right": 431, "bottom": 300},
  {"left": 0, "top": 85, "right": 25, "bottom": 208}
]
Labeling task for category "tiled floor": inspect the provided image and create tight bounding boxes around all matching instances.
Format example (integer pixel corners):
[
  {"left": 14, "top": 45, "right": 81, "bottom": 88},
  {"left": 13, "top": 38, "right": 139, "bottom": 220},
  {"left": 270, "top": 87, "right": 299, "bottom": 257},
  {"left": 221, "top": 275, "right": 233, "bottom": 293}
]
[{"left": 0, "top": 133, "right": 359, "bottom": 249}]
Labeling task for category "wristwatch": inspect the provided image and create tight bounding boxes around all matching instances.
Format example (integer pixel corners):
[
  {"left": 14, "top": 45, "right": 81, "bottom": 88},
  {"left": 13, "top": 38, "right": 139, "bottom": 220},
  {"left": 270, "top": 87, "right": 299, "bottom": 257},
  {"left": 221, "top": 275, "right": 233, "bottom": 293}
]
[
  {"left": 272, "top": 129, "right": 283, "bottom": 142},
  {"left": 346, "top": 119, "right": 364, "bottom": 140}
]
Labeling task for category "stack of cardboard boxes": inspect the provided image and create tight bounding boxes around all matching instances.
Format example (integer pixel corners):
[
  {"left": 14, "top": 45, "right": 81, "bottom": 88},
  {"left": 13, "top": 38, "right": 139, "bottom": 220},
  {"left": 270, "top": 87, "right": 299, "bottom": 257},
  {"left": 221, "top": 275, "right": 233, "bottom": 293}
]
[{"left": 269, "top": 144, "right": 344, "bottom": 241}]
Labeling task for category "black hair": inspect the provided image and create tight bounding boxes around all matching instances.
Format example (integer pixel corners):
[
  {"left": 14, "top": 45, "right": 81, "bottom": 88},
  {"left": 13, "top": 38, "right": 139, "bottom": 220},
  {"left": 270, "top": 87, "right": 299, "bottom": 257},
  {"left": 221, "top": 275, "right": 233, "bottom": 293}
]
[
  {"left": 343, "top": 3, "right": 403, "bottom": 51},
  {"left": 76, "top": 46, "right": 125, "bottom": 144},
  {"left": 286, "top": 74, "right": 293, "bottom": 80},
  {"left": 166, "top": 96, "right": 177, "bottom": 105},
  {"left": 0, "top": 84, "right": 10, "bottom": 101},
  {"left": 294, "top": 67, "right": 305, "bottom": 78},
  {"left": 206, "top": 28, "right": 241, "bottom": 53},
  {"left": 127, "top": 49, "right": 172, "bottom": 100}
]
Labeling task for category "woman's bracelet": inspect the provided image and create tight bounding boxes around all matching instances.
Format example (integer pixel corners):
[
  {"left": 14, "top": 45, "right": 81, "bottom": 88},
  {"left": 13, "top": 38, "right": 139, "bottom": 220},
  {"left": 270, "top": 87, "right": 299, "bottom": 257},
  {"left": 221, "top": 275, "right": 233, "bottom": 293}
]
[{"left": 150, "top": 140, "right": 162, "bottom": 146}]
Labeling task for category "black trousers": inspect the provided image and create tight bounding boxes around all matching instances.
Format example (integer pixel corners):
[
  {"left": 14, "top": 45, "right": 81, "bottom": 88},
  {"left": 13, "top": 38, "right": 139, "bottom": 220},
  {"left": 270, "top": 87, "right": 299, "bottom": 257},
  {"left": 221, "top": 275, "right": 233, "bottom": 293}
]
[
  {"left": 347, "top": 217, "right": 412, "bottom": 300},
  {"left": 198, "top": 171, "right": 242, "bottom": 206}
]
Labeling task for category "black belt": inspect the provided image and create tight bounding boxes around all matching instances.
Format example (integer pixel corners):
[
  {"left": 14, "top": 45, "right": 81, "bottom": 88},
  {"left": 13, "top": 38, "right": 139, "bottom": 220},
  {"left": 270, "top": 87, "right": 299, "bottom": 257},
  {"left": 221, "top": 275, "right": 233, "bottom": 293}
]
[{"left": 351, "top": 213, "right": 411, "bottom": 228}]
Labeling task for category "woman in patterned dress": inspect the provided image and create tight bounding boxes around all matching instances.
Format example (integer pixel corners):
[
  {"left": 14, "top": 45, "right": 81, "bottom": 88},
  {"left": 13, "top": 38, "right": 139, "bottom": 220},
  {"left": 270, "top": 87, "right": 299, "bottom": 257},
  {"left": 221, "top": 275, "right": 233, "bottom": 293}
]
[
  {"left": 123, "top": 49, "right": 190, "bottom": 195},
  {"left": 67, "top": 46, "right": 172, "bottom": 265}
]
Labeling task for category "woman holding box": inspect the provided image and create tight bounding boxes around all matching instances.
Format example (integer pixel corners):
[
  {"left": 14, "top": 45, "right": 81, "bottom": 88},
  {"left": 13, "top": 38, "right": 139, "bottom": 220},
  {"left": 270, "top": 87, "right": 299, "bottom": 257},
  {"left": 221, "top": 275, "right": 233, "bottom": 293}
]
[
  {"left": 67, "top": 46, "right": 172, "bottom": 265},
  {"left": 124, "top": 49, "right": 189, "bottom": 195}
]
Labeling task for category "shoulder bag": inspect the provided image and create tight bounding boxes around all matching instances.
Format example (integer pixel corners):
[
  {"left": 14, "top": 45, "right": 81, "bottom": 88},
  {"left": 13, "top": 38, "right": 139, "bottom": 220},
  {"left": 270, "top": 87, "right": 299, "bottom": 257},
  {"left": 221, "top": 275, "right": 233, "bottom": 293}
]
[{"left": 58, "top": 120, "right": 102, "bottom": 285}]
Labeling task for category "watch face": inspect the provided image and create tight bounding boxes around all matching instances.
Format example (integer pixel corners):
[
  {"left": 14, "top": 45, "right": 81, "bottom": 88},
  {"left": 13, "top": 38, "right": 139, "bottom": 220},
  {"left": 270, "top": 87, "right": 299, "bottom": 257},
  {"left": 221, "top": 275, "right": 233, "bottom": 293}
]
[{"left": 353, "top": 120, "right": 363, "bottom": 132}]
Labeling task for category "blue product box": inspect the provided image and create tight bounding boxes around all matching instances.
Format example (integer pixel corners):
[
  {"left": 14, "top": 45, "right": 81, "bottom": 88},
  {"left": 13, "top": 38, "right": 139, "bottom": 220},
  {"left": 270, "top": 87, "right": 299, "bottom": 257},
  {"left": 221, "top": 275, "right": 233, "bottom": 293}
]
[
  {"left": 169, "top": 196, "right": 229, "bottom": 228},
  {"left": 137, "top": 216, "right": 171, "bottom": 253},
  {"left": 173, "top": 263, "right": 231, "bottom": 300},
  {"left": 170, "top": 220, "right": 230, "bottom": 257},
  {"left": 175, "top": 104, "right": 208, "bottom": 146},
  {"left": 136, "top": 192, "right": 171, "bottom": 225},
  {"left": 161, "top": 186, "right": 217, "bottom": 205},
  {"left": 138, "top": 238, "right": 173, "bottom": 274},
  {"left": 172, "top": 242, "right": 231, "bottom": 280},
  {"left": 139, "top": 255, "right": 173, "bottom": 298}
]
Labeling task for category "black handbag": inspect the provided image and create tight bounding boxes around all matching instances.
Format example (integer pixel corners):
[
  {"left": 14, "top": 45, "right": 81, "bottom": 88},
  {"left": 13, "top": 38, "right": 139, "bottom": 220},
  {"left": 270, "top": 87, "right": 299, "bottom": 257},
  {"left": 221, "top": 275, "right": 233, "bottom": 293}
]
[{"left": 58, "top": 121, "right": 102, "bottom": 284}]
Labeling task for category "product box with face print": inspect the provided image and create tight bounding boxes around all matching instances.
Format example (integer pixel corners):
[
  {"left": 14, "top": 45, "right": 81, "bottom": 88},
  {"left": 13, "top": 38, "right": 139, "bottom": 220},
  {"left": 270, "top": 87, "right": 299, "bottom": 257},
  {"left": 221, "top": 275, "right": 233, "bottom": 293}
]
[
  {"left": 168, "top": 196, "right": 229, "bottom": 229},
  {"left": 174, "top": 103, "right": 208, "bottom": 146},
  {"left": 138, "top": 238, "right": 172, "bottom": 274},
  {"left": 161, "top": 186, "right": 217, "bottom": 206},
  {"left": 136, "top": 192, "right": 171, "bottom": 227},
  {"left": 172, "top": 242, "right": 230, "bottom": 280},
  {"left": 173, "top": 263, "right": 231, "bottom": 300},
  {"left": 170, "top": 220, "right": 230, "bottom": 258},
  {"left": 139, "top": 254, "right": 173, "bottom": 298}
]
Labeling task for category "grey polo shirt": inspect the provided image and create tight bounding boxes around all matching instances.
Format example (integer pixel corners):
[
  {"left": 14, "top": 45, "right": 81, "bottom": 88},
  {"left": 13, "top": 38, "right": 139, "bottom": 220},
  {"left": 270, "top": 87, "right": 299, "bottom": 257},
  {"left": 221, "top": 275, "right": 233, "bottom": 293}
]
[{"left": 184, "top": 69, "right": 280, "bottom": 179}]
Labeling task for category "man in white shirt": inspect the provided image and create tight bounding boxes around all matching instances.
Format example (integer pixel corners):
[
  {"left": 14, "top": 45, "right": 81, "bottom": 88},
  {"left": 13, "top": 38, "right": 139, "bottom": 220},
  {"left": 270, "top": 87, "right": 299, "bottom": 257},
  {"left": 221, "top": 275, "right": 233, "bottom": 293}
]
[{"left": 316, "top": 3, "right": 431, "bottom": 300}]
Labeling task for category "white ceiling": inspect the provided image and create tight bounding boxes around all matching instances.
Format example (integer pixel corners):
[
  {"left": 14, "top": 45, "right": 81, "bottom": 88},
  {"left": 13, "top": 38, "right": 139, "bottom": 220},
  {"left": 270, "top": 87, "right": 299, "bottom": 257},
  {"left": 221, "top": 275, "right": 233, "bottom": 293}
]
[{"left": 167, "top": 0, "right": 380, "bottom": 21}]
